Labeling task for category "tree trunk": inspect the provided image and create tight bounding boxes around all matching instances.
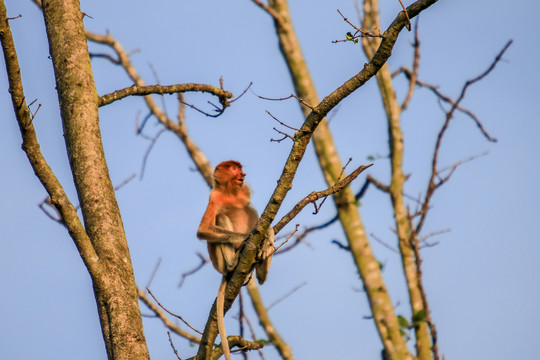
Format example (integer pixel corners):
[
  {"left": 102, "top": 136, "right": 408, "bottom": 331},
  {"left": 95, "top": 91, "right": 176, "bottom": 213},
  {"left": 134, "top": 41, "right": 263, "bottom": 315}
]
[
  {"left": 265, "top": 0, "right": 413, "bottom": 358},
  {"left": 362, "top": 1, "right": 432, "bottom": 357},
  {"left": 40, "top": 0, "right": 149, "bottom": 358}
]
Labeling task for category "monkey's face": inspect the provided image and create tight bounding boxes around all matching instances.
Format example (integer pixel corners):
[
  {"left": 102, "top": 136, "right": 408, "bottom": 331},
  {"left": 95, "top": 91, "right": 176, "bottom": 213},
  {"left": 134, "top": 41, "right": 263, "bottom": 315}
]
[
  {"left": 228, "top": 164, "right": 246, "bottom": 187},
  {"left": 214, "top": 161, "right": 246, "bottom": 190}
]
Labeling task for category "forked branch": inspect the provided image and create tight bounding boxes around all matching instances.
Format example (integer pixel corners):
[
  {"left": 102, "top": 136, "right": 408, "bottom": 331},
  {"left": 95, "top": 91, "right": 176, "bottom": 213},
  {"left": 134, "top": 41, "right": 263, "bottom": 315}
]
[
  {"left": 273, "top": 163, "right": 373, "bottom": 234},
  {"left": 415, "top": 40, "right": 512, "bottom": 234},
  {"left": 196, "top": 1, "right": 441, "bottom": 357}
]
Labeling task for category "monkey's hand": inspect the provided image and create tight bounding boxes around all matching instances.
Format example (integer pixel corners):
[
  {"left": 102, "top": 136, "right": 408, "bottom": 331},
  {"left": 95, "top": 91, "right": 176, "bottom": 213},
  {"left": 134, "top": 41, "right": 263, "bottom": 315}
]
[
  {"left": 201, "top": 227, "right": 249, "bottom": 246},
  {"left": 255, "top": 228, "right": 274, "bottom": 284},
  {"left": 257, "top": 228, "right": 274, "bottom": 259}
]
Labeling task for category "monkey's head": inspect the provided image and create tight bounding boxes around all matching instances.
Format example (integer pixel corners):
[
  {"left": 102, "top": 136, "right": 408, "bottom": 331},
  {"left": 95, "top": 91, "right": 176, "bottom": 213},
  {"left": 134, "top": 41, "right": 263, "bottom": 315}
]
[{"left": 214, "top": 160, "right": 246, "bottom": 192}]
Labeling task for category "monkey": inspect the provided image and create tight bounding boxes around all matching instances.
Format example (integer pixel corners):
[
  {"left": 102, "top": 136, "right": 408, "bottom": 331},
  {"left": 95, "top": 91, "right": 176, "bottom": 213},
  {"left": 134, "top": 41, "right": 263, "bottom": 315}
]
[{"left": 197, "top": 160, "right": 274, "bottom": 360}]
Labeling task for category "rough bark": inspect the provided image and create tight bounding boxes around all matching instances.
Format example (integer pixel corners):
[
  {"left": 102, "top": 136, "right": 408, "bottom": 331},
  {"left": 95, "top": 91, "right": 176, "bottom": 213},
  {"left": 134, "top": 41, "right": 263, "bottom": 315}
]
[
  {"left": 260, "top": 0, "right": 418, "bottom": 358},
  {"left": 39, "top": 0, "right": 150, "bottom": 358},
  {"left": 362, "top": 1, "right": 432, "bottom": 358},
  {"left": 197, "top": 1, "right": 439, "bottom": 358},
  {"left": 246, "top": 279, "right": 294, "bottom": 360}
]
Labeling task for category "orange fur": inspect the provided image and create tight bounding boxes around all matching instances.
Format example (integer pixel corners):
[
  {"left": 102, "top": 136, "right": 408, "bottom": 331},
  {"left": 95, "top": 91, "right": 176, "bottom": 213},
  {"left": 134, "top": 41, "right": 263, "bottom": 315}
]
[{"left": 197, "top": 161, "right": 274, "bottom": 359}]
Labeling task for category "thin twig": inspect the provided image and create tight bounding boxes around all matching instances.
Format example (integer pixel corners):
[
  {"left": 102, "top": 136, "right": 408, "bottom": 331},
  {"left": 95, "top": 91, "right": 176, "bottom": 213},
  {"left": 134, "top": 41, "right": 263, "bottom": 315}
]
[
  {"left": 415, "top": 40, "right": 512, "bottom": 235},
  {"left": 401, "top": 19, "right": 420, "bottom": 110},
  {"left": 273, "top": 226, "right": 315, "bottom": 255},
  {"left": 272, "top": 224, "right": 299, "bottom": 254},
  {"left": 29, "top": 103, "right": 42, "bottom": 121},
  {"left": 7, "top": 13, "right": 22, "bottom": 20},
  {"left": 370, "top": 233, "right": 400, "bottom": 254},
  {"left": 337, "top": 157, "right": 353, "bottom": 182},
  {"left": 276, "top": 173, "right": 377, "bottom": 253},
  {"left": 366, "top": 174, "right": 390, "bottom": 193},
  {"left": 331, "top": 239, "right": 350, "bottom": 251},
  {"left": 89, "top": 52, "right": 120, "bottom": 64},
  {"left": 266, "top": 110, "right": 300, "bottom": 131},
  {"left": 397, "top": 67, "right": 497, "bottom": 142},
  {"left": 267, "top": 282, "right": 307, "bottom": 311},
  {"left": 237, "top": 311, "right": 266, "bottom": 359},
  {"left": 273, "top": 164, "right": 373, "bottom": 234},
  {"left": 311, "top": 196, "right": 328, "bottom": 214},
  {"left": 140, "top": 128, "right": 166, "bottom": 180},
  {"left": 336, "top": 9, "right": 383, "bottom": 40},
  {"left": 148, "top": 63, "right": 169, "bottom": 117},
  {"left": 271, "top": 127, "right": 294, "bottom": 143},
  {"left": 238, "top": 290, "right": 246, "bottom": 340},
  {"left": 146, "top": 257, "right": 162, "bottom": 289},
  {"left": 86, "top": 30, "right": 216, "bottom": 186},
  {"left": 397, "top": 0, "right": 412, "bottom": 30},
  {"left": 310, "top": 156, "right": 354, "bottom": 215},
  {"left": 229, "top": 82, "right": 253, "bottom": 104},
  {"left": 167, "top": 331, "right": 183, "bottom": 360},
  {"left": 178, "top": 96, "right": 228, "bottom": 118},
  {"left": 418, "top": 228, "right": 450, "bottom": 243},
  {"left": 113, "top": 173, "right": 136, "bottom": 191},
  {"left": 251, "top": 89, "right": 316, "bottom": 111},
  {"left": 146, "top": 288, "right": 203, "bottom": 335},
  {"left": 38, "top": 197, "right": 63, "bottom": 224},
  {"left": 178, "top": 252, "right": 210, "bottom": 288},
  {"left": 39, "top": 173, "right": 136, "bottom": 225},
  {"left": 137, "top": 288, "right": 201, "bottom": 343}
]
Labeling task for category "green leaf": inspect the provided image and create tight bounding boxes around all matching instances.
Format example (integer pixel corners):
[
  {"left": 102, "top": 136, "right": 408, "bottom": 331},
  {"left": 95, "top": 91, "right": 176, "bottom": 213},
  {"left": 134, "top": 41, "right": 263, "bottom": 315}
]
[
  {"left": 367, "top": 155, "right": 375, "bottom": 161},
  {"left": 413, "top": 309, "right": 426, "bottom": 324},
  {"left": 397, "top": 315, "right": 410, "bottom": 329}
]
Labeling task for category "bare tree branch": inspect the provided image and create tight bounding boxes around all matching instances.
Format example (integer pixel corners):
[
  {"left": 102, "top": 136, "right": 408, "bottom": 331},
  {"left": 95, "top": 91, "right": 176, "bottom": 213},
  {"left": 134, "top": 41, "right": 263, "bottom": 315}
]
[
  {"left": 197, "top": 2, "right": 441, "bottom": 357},
  {"left": 178, "top": 252, "right": 210, "bottom": 288},
  {"left": 250, "top": 0, "right": 283, "bottom": 24},
  {"left": 167, "top": 331, "right": 183, "bottom": 360},
  {"left": 273, "top": 164, "right": 372, "bottom": 234},
  {"left": 334, "top": 9, "right": 383, "bottom": 43},
  {"left": 396, "top": 67, "right": 498, "bottom": 142},
  {"left": 140, "top": 287, "right": 203, "bottom": 343},
  {"left": 86, "top": 31, "right": 217, "bottom": 186},
  {"left": 99, "top": 83, "right": 232, "bottom": 110},
  {"left": 400, "top": 19, "right": 420, "bottom": 110},
  {"left": 267, "top": 282, "right": 307, "bottom": 311},
  {"left": 246, "top": 279, "right": 294, "bottom": 360},
  {"left": 415, "top": 40, "right": 512, "bottom": 235},
  {"left": 144, "top": 288, "right": 204, "bottom": 336}
]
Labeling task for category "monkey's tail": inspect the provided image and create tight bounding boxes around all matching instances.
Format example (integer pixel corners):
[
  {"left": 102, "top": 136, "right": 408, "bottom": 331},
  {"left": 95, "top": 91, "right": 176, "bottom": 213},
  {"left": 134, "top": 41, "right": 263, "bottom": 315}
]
[{"left": 217, "top": 277, "right": 231, "bottom": 360}]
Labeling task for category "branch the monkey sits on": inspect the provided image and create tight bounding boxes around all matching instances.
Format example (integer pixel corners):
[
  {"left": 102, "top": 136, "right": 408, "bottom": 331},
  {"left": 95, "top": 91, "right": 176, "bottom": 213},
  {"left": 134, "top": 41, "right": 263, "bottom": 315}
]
[{"left": 197, "top": 160, "right": 274, "bottom": 359}]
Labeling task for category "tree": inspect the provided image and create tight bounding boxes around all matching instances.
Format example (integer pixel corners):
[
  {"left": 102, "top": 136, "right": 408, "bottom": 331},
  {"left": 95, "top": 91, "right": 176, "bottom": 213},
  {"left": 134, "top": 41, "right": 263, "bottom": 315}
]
[{"left": 0, "top": 0, "right": 512, "bottom": 359}]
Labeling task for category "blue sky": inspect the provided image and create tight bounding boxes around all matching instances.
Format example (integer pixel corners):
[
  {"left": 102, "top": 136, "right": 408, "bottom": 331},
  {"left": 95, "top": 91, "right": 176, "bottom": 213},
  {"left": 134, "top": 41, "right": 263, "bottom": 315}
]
[{"left": 1, "top": 0, "right": 539, "bottom": 359}]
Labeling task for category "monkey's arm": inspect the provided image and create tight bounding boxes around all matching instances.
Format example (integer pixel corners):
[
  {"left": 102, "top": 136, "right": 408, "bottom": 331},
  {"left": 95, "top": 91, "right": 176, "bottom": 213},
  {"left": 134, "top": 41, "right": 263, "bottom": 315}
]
[
  {"left": 197, "top": 202, "right": 248, "bottom": 244},
  {"left": 197, "top": 226, "right": 247, "bottom": 244}
]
